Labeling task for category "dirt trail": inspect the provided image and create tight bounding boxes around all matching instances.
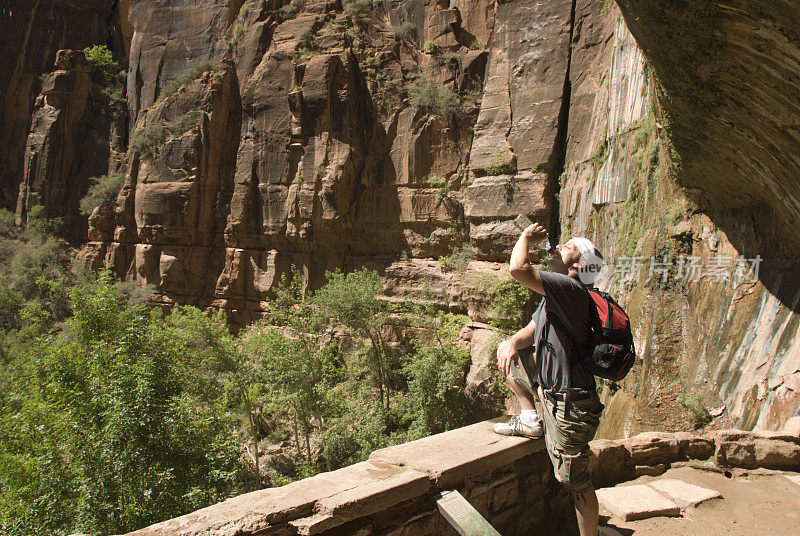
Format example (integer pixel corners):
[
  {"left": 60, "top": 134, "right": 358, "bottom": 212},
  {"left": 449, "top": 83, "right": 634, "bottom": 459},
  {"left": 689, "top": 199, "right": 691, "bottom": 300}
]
[{"left": 599, "top": 465, "right": 800, "bottom": 536}]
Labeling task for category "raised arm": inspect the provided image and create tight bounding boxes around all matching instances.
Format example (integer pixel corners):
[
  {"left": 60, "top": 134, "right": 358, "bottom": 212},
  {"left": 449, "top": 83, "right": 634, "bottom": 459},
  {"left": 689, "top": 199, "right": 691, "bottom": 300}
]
[
  {"left": 496, "top": 317, "right": 536, "bottom": 377},
  {"left": 509, "top": 223, "right": 548, "bottom": 296}
]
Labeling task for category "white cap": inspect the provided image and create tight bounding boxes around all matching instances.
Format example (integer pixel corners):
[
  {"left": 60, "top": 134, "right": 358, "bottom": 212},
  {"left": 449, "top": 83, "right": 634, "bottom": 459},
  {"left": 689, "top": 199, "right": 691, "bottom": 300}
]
[{"left": 566, "top": 237, "right": 604, "bottom": 285}]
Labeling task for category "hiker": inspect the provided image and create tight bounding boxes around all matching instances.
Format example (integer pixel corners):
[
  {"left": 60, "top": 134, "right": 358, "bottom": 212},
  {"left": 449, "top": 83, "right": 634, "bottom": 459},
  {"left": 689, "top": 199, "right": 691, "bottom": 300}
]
[{"left": 494, "top": 222, "right": 605, "bottom": 536}]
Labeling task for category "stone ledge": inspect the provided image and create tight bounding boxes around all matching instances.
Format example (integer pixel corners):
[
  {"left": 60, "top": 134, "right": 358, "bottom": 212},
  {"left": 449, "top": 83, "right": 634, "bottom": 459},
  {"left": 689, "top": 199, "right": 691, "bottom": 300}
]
[
  {"left": 119, "top": 420, "right": 546, "bottom": 536},
  {"left": 369, "top": 419, "right": 545, "bottom": 487},
  {"left": 589, "top": 426, "right": 800, "bottom": 487}
]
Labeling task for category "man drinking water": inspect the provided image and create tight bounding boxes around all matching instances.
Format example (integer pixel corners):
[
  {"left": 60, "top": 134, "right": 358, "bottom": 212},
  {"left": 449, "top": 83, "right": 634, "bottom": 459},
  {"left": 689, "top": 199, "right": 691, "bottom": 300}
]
[{"left": 494, "top": 222, "right": 605, "bottom": 536}]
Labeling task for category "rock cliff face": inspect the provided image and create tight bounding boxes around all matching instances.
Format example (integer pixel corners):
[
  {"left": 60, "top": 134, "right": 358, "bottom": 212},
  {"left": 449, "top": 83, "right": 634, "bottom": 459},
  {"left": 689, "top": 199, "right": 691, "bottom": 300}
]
[
  {"left": 5, "top": 0, "right": 800, "bottom": 432},
  {"left": 559, "top": 1, "right": 800, "bottom": 434},
  {"left": 0, "top": 0, "right": 128, "bottom": 212}
]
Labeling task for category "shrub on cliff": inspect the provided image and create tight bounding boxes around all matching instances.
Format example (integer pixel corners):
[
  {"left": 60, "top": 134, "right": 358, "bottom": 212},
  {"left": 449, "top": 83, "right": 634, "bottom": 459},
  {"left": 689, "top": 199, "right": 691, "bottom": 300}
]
[
  {"left": 343, "top": 0, "right": 372, "bottom": 18},
  {"left": 484, "top": 150, "right": 518, "bottom": 176},
  {"left": 79, "top": 172, "right": 124, "bottom": 216},
  {"left": 157, "top": 60, "right": 219, "bottom": 102},
  {"left": 407, "top": 75, "right": 462, "bottom": 117},
  {"left": 278, "top": 0, "right": 304, "bottom": 21},
  {"left": 84, "top": 45, "right": 126, "bottom": 111},
  {"left": 131, "top": 110, "right": 203, "bottom": 158},
  {"left": 393, "top": 21, "right": 416, "bottom": 42}
]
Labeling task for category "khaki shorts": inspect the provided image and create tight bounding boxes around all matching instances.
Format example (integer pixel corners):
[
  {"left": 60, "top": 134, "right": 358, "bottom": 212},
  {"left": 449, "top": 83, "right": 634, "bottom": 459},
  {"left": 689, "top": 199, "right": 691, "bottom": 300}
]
[{"left": 509, "top": 359, "right": 603, "bottom": 494}]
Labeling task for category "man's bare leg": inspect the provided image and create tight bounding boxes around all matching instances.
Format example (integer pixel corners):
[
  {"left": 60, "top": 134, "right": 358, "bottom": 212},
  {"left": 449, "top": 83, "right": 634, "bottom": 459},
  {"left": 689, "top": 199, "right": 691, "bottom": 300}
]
[
  {"left": 506, "top": 374, "right": 536, "bottom": 411},
  {"left": 573, "top": 486, "right": 599, "bottom": 536}
]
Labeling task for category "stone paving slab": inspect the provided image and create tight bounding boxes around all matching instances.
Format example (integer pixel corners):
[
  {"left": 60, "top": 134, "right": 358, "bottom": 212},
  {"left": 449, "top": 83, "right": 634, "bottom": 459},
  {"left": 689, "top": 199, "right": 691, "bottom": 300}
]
[
  {"left": 647, "top": 478, "right": 722, "bottom": 507},
  {"left": 596, "top": 484, "right": 681, "bottom": 521},
  {"left": 785, "top": 474, "right": 800, "bottom": 486}
]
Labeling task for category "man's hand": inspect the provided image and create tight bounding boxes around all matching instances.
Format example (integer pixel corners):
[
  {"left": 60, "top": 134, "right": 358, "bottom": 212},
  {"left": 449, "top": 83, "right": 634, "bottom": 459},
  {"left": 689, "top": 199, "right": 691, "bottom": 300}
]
[
  {"left": 496, "top": 339, "right": 520, "bottom": 377},
  {"left": 523, "top": 222, "right": 548, "bottom": 242}
]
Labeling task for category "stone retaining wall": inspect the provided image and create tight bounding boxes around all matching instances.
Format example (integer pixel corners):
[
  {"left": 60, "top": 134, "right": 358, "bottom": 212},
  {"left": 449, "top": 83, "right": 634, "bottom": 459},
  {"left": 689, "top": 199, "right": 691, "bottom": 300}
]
[
  {"left": 118, "top": 420, "right": 576, "bottom": 536},
  {"left": 118, "top": 418, "right": 800, "bottom": 536}
]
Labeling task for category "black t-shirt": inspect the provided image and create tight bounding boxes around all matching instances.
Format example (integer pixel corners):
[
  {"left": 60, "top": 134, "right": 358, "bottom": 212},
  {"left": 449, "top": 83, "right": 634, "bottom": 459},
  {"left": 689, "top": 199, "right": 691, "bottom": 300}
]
[{"left": 531, "top": 271, "right": 596, "bottom": 394}]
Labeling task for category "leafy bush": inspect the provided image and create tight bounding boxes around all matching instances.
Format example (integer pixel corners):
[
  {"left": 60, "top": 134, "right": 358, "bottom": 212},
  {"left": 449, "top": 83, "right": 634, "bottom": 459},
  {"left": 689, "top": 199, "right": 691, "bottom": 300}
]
[
  {"left": 427, "top": 175, "right": 450, "bottom": 201},
  {"left": 0, "top": 274, "right": 253, "bottom": 535},
  {"left": 83, "top": 45, "right": 126, "bottom": 111},
  {"left": 423, "top": 39, "right": 442, "bottom": 55},
  {"left": 588, "top": 136, "right": 609, "bottom": 170},
  {"left": 157, "top": 60, "right": 219, "bottom": 102},
  {"left": 469, "top": 37, "right": 485, "bottom": 50},
  {"left": 343, "top": 0, "right": 371, "bottom": 17},
  {"left": 233, "top": 22, "right": 244, "bottom": 39},
  {"left": 79, "top": 172, "right": 124, "bottom": 216},
  {"left": 484, "top": 150, "right": 517, "bottom": 176},
  {"left": 393, "top": 21, "right": 415, "bottom": 42},
  {"left": 407, "top": 75, "right": 461, "bottom": 117},
  {"left": 439, "top": 244, "right": 475, "bottom": 272},
  {"left": 403, "top": 313, "right": 472, "bottom": 439},
  {"left": 488, "top": 278, "right": 532, "bottom": 331},
  {"left": 313, "top": 268, "right": 396, "bottom": 408},
  {"left": 278, "top": 0, "right": 304, "bottom": 21},
  {"left": 131, "top": 110, "right": 203, "bottom": 158},
  {"left": 678, "top": 393, "right": 712, "bottom": 429},
  {"left": 293, "top": 28, "right": 319, "bottom": 61}
]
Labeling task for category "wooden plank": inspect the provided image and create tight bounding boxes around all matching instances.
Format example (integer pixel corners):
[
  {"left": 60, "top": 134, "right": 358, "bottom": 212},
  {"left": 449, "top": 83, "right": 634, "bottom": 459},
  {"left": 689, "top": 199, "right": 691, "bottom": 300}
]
[{"left": 435, "top": 490, "right": 502, "bottom": 536}]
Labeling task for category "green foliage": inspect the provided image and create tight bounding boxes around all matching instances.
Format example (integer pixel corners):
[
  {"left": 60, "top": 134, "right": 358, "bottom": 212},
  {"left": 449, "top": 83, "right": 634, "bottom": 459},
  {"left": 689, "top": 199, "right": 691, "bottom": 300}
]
[
  {"left": 313, "top": 268, "right": 395, "bottom": 409},
  {"left": 407, "top": 75, "right": 461, "bottom": 117},
  {"left": 0, "top": 231, "right": 486, "bottom": 532},
  {"left": 373, "top": 81, "right": 401, "bottom": 118},
  {"left": 343, "top": 0, "right": 372, "bottom": 18},
  {"left": 83, "top": 45, "right": 126, "bottom": 112},
  {"left": 423, "top": 39, "right": 442, "bottom": 55},
  {"left": 466, "top": 271, "right": 533, "bottom": 331},
  {"left": 344, "top": 24, "right": 361, "bottom": 41},
  {"left": 439, "top": 244, "right": 475, "bottom": 272},
  {"left": 403, "top": 313, "right": 472, "bottom": 439},
  {"left": 616, "top": 111, "right": 661, "bottom": 259},
  {"left": 132, "top": 110, "right": 203, "bottom": 159},
  {"left": 157, "top": 60, "right": 219, "bottom": 102},
  {"left": 393, "top": 21, "right": 415, "bottom": 42},
  {"left": 0, "top": 274, "right": 252, "bottom": 535},
  {"left": 239, "top": 324, "right": 340, "bottom": 465},
  {"left": 233, "top": 22, "right": 244, "bottom": 39},
  {"left": 484, "top": 150, "right": 517, "bottom": 176},
  {"left": 595, "top": 0, "right": 613, "bottom": 16},
  {"left": 488, "top": 278, "right": 531, "bottom": 331},
  {"left": 589, "top": 136, "right": 609, "bottom": 170},
  {"left": 293, "top": 28, "right": 320, "bottom": 61},
  {"left": 278, "top": 0, "right": 304, "bottom": 21},
  {"left": 238, "top": 2, "right": 249, "bottom": 18},
  {"left": 427, "top": 175, "right": 450, "bottom": 202},
  {"left": 469, "top": 37, "right": 485, "bottom": 50},
  {"left": 678, "top": 393, "right": 711, "bottom": 429},
  {"left": 79, "top": 172, "right": 124, "bottom": 216}
]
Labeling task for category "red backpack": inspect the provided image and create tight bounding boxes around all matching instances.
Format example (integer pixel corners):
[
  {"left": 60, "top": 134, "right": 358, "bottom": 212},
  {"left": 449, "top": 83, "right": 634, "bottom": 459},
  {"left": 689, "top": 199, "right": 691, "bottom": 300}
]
[{"left": 583, "top": 288, "right": 636, "bottom": 381}]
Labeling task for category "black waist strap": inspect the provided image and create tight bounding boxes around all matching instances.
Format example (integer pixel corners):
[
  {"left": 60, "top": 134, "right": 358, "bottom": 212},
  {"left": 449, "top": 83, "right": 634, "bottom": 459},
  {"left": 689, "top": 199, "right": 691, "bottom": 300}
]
[{"left": 545, "top": 390, "right": 594, "bottom": 403}]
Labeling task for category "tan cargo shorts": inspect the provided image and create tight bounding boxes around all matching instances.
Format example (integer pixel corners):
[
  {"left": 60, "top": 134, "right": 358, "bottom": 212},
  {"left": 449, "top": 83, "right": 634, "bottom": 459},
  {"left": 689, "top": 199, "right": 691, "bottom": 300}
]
[{"left": 509, "top": 358, "right": 603, "bottom": 494}]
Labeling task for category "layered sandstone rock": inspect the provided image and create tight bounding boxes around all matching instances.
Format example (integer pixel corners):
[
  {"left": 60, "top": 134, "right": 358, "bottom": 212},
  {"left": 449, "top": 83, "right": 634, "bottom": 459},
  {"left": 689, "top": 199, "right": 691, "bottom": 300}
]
[
  {"left": 0, "top": 0, "right": 127, "bottom": 212},
  {"left": 14, "top": 49, "right": 122, "bottom": 243}
]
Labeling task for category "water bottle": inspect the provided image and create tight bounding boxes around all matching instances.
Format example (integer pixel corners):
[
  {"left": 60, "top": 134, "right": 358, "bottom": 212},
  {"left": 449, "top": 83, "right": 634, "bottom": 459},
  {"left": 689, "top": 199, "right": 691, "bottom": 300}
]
[{"left": 514, "top": 214, "right": 551, "bottom": 253}]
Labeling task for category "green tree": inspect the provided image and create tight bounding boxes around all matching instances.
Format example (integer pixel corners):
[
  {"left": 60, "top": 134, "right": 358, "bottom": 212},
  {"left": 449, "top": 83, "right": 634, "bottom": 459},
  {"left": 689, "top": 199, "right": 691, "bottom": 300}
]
[
  {"left": 312, "top": 268, "right": 395, "bottom": 409},
  {"left": 403, "top": 313, "right": 472, "bottom": 439},
  {"left": 0, "top": 274, "right": 252, "bottom": 535}
]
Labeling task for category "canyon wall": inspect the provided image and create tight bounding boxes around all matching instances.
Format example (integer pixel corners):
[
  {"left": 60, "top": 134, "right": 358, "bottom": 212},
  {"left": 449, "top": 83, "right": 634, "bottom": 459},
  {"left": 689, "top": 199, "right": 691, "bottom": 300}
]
[{"left": 4, "top": 0, "right": 799, "bottom": 433}]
